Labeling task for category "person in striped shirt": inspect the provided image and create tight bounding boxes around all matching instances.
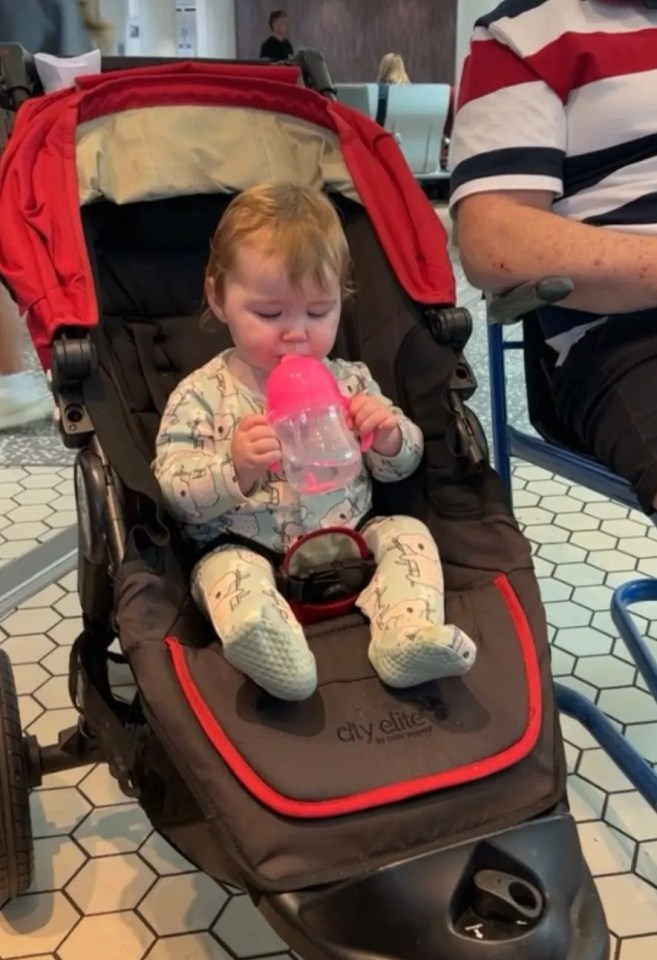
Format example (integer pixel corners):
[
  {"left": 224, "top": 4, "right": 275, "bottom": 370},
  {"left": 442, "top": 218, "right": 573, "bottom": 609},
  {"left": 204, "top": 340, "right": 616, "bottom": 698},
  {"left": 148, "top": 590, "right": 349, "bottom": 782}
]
[{"left": 450, "top": 0, "right": 657, "bottom": 514}]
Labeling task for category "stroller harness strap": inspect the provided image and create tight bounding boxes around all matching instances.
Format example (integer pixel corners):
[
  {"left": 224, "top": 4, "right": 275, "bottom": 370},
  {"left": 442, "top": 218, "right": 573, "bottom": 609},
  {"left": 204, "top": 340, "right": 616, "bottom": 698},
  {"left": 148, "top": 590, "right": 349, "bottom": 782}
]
[{"left": 195, "top": 516, "right": 376, "bottom": 625}]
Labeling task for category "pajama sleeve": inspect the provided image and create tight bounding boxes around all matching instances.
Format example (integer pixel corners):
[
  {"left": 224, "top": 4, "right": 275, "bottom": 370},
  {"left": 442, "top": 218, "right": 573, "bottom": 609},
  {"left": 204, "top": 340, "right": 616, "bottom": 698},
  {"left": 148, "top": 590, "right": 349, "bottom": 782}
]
[{"left": 152, "top": 379, "right": 254, "bottom": 526}]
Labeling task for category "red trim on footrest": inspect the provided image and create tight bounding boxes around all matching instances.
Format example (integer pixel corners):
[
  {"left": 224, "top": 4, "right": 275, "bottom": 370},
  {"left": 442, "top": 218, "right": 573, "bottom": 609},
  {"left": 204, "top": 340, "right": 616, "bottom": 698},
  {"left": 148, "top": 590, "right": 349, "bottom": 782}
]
[{"left": 166, "top": 574, "right": 543, "bottom": 819}]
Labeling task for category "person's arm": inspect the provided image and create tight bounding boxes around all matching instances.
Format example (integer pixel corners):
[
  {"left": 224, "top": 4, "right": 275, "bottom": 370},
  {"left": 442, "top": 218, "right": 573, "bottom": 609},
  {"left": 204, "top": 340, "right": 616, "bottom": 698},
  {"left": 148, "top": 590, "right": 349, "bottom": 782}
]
[
  {"left": 451, "top": 23, "right": 657, "bottom": 314},
  {"left": 457, "top": 191, "right": 657, "bottom": 314},
  {"left": 152, "top": 383, "right": 252, "bottom": 526}
]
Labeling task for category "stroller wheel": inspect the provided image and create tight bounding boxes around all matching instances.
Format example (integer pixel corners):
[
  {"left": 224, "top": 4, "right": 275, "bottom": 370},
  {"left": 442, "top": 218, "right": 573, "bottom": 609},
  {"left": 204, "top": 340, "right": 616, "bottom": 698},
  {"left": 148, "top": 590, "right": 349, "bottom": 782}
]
[{"left": 0, "top": 649, "right": 34, "bottom": 903}]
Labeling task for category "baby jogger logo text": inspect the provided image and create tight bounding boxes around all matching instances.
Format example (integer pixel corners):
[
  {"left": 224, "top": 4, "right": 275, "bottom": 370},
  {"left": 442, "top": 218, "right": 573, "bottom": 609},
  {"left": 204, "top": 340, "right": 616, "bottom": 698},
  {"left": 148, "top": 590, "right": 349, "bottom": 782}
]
[{"left": 336, "top": 708, "right": 437, "bottom": 745}]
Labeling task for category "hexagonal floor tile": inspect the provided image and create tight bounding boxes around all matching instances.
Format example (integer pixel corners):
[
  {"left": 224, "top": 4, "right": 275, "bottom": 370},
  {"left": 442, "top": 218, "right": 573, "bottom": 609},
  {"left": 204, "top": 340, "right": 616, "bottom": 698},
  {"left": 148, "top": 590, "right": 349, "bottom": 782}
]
[
  {"left": 555, "top": 563, "right": 606, "bottom": 587},
  {"left": 47, "top": 510, "right": 78, "bottom": 529},
  {"left": 30, "top": 787, "right": 92, "bottom": 838},
  {"left": 569, "top": 486, "right": 607, "bottom": 504},
  {"left": 13, "top": 662, "right": 51, "bottom": 695},
  {"left": 31, "top": 836, "right": 87, "bottom": 893},
  {"left": 19, "top": 584, "right": 66, "bottom": 608},
  {"left": 625, "top": 723, "right": 657, "bottom": 764},
  {"left": 523, "top": 523, "right": 569, "bottom": 544},
  {"left": 0, "top": 633, "right": 55, "bottom": 663},
  {"left": 79, "top": 764, "right": 134, "bottom": 807},
  {"left": 27, "top": 706, "right": 79, "bottom": 747},
  {"left": 637, "top": 841, "right": 657, "bottom": 887},
  {"left": 0, "top": 891, "right": 80, "bottom": 958},
  {"left": 560, "top": 715, "right": 599, "bottom": 750},
  {"left": 526, "top": 478, "right": 570, "bottom": 496},
  {"left": 33, "top": 674, "right": 74, "bottom": 709},
  {"left": 599, "top": 687, "right": 657, "bottom": 725},
  {"left": 3, "top": 520, "right": 50, "bottom": 541},
  {"left": 58, "top": 912, "right": 155, "bottom": 960},
  {"left": 589, "top": 550, "right": 638, "bottom": 574},
  {"left": 540, "top": 543, "right": 588, "bottom": 564},
  {"left": 48, "top": 617, "right": 82, "bottom": 646},
  {"left": 538, "top": 579, "right": 572, "bottom": 603},
  {"left": 74, "top": 803, "right": 152, "bottom": 857},
  {"left": 575, "top": 655, "right": 636, "bottom": 689},
  {"left": 577, "top": 749, "right": 633, "bottom": 794},
  {"left": 553, "top": 512, "right": 602, "bottom": 532},
  {"left": 550, "top": 647, "right": 575, "bottom": 677},
  {"left": 606, "top": 791, "right": 657, "bottom": 842},
  {"left": 214, "top": 894, "right": 288, "bottom": 957},
  {"left": 618, "top": 539, "right": 657, "bottom": 560},
  {"left": 19, "top": 473, "right": 60, "bottom": 490},
  {"left": 138, "top": 874, "right": 229, "bottom": 936},
  {"left": 576, "top": 821, "right": 635, "bottom": 876},
  {"left": 145, "top": 933, "right": 232, "bottom": 960},
  {"left": 54, "top": 592, "right": 82, "bottom": 618},
  {"left": 620, "top": 937, "right": 657, "bottom": 960},
  {"left": 139, "top": 831, "right": 195, "bottom": 877},
  {"left": 584, "top": 501, "right": 630, "bottom": 521},
  {"left": 18, "top": 693, "right": 44, "bottom": 727},
  {"left": 14, "top": 486, "right": 63, "bottom": 505},
  {"left": 66, "top": 854, "right": 156, "bottom": 914},
  {"left": 596, "top": 874, "right": 657, "bottom": 937},
  {"left": 602, "top": 519, "right": 651, "bottom": 540},
  {"left": 40, "top": 643, "right": 73, "bottom": 675},
  {"left": 545, "top": 601, "right": 592, "bottom": 629},
  {"left": 1, "top": 606, "right": 61, "bottom": 636},
  {"left": 571, "top": 585, "right": 613, "bottom": 612},
  {"left": 554, "top": 626, "right": 613, "bottom": 658},
  {"left": 516, "top": 506, "right": 555, "bottom": 527},
  {"left": 7, "top": 504, "right": 53, "bottom": 523},
  {"left": 567, "top": 774, "right": 606, "bottom": 822}
]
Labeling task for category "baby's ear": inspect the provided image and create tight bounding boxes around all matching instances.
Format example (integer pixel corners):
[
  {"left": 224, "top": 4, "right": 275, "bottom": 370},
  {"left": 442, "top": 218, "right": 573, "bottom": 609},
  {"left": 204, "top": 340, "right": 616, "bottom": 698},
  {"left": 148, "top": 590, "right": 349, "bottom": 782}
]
[{"left": 205, "top": 277, "right": 226, "bottom": 323}]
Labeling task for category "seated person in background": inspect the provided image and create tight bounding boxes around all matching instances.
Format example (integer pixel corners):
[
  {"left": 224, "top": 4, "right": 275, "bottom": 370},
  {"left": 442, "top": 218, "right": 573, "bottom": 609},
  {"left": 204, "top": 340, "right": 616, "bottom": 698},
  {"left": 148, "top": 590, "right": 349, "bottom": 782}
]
[
  {"left": 259, "top": 9, "right": 294, "bottom": 61},
  {"left": 153, "top": 182, "right": 476, "bottom": 701},
  {"left": 377, "top": 52, "right": 410, "bottom": 84},
  {"left": 450, "top": 0, "right": 657, "bottom": 516}
]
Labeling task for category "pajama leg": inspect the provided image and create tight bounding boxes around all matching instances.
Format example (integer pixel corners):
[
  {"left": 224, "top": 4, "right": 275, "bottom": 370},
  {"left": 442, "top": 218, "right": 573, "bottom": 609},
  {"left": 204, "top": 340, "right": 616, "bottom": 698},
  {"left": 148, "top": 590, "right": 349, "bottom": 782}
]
[
  {"left": 192, "top": 545, "right": 317, "bottom": 700},
  {"left": 357, "top": 516, "right": 477, "bottom": 687}
]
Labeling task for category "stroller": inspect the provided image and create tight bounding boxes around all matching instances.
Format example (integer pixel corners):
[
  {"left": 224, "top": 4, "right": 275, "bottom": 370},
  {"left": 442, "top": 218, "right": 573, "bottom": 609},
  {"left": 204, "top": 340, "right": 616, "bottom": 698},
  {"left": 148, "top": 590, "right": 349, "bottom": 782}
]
[{"left": 0, "top": 48, "right": 609, "bottom": 960}]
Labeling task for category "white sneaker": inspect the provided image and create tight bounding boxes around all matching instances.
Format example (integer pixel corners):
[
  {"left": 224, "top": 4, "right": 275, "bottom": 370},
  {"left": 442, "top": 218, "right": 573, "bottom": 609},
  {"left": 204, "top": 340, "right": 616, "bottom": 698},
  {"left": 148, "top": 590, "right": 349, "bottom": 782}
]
[{"left": 0, "top": 375, "right": 54, "bottom": 431}]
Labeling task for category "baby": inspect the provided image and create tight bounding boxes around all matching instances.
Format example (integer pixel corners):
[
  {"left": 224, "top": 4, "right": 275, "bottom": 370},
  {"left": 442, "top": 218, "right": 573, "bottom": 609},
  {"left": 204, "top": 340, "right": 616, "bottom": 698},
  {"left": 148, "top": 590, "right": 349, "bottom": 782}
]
[{"left": 153, "top": 182, "right": 476, "bottom": 700}]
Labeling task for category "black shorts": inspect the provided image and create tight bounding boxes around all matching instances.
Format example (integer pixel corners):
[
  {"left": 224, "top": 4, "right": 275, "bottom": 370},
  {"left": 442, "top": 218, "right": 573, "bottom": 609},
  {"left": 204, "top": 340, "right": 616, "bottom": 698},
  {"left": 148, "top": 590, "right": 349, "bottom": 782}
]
[{"left": 551, "top": 316, "right": 657, "bottom": 514}]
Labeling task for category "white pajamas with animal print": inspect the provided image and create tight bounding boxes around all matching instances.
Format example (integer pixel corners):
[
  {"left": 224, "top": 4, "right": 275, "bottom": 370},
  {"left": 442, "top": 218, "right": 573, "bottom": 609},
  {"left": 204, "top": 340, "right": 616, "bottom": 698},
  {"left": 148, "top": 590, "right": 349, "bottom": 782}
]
[{"left": 153, "top": 349, "right": 476, "bottom": 700}]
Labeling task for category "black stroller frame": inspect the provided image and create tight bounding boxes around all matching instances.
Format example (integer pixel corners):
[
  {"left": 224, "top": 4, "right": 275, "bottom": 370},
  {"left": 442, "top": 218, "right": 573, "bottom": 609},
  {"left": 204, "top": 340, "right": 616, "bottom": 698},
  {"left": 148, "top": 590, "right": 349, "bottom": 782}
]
[{"left": 0, "top": 46, "right": 609, "bottom": 960}]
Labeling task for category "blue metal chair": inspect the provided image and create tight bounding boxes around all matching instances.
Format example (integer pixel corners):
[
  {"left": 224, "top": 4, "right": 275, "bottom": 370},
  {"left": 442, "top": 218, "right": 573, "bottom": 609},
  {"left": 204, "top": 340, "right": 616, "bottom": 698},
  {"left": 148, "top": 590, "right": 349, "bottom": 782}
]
[{"left": 487, "top": 278, "right": 657, "bottom": 807}]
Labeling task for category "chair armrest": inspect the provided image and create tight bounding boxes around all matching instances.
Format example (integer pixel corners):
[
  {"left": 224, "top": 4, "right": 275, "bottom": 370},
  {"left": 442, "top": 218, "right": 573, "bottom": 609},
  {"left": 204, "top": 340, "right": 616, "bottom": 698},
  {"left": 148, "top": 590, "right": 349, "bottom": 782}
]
[{"left": 486, "top": 276, "right": 574, "bottom": 326}]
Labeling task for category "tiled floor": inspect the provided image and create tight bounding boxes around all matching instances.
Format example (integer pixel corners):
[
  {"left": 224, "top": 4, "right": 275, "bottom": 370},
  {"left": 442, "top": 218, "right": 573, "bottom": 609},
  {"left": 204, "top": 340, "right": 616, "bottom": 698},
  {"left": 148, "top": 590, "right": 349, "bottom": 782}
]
[
  {"left": 0, "top": 468, "right": 656, "bottom": 959},
  {"left": 0, "top": 232, "right": 655, "bottom": 957},
  {"left": 0, "top": 466, "right": 74, "bottom": 569}
]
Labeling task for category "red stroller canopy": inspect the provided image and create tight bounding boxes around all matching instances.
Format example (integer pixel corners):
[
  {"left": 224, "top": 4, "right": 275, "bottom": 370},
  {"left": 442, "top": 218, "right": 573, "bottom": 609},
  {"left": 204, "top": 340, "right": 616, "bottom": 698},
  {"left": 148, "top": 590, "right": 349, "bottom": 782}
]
[{"left": 0, "top": 60, "right": 455, "bottom": 366}]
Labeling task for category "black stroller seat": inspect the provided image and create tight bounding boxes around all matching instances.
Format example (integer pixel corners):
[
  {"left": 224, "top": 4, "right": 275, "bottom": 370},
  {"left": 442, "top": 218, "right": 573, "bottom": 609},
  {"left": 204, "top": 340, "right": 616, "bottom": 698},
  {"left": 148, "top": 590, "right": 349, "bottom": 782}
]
[{"left": 0, "top": 53, "right": 608, "bottom": 960}]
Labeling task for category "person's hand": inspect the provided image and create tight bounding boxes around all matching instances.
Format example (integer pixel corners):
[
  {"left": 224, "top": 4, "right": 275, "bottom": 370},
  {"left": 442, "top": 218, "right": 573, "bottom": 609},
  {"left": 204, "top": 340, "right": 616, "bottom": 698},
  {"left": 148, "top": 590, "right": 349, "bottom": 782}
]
[
  {"left": 231, "top": 415, "right": 281, "bottom": 494},
  {"left": 349, "top": 394, "right": 402, "bottom": 458}
]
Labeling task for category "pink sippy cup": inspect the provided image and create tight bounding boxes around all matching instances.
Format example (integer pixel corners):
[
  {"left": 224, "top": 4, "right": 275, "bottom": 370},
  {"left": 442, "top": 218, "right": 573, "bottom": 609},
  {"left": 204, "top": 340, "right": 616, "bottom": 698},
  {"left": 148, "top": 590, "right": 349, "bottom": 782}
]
[{"left": 266, "top": 355, "right": 373, "bottom": 495}]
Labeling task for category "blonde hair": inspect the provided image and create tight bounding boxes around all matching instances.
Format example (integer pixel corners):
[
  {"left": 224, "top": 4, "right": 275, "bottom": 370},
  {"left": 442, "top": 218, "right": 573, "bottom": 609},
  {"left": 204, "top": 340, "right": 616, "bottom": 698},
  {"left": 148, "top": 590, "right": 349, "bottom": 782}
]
[
  {"left": 377, "top": 53, "right": 410, "bottom": 85},
  {"left": 206, "top": 182, "right": 352, "bottom": 304},
  {"left": 77, "top": 0, "right": 114, "bottom": 54}
]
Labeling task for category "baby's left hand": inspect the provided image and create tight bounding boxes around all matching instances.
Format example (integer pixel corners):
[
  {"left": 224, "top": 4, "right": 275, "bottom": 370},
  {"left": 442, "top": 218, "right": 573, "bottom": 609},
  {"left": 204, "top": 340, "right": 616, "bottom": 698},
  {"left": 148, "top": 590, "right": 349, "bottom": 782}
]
[{"left": 349, "top": 394, "right": 402, "bottom": 458}]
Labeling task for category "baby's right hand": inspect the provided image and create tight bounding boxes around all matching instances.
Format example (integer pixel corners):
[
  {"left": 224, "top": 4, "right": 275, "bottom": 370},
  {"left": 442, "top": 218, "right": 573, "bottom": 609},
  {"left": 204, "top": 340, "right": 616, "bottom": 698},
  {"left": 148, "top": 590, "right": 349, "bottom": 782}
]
[{"left": 231, "top": 415, "right": 281, "bottom": 494}]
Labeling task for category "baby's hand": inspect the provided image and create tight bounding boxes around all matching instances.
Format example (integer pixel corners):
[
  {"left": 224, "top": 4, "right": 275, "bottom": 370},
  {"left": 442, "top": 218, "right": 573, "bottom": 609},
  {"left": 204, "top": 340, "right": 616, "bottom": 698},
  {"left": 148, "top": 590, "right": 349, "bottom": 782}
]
[
  {"left": 349, "top": 394, "right": 402, "bottom": 458},
  {"left": 231, "top": 415, "right": 281, "bottom": 494}
]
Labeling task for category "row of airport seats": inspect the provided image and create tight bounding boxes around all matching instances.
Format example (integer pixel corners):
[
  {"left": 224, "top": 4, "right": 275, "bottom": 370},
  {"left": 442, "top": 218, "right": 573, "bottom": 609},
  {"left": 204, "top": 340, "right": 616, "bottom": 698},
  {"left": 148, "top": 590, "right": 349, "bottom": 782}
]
[{"left": 335, "top": 82, "right": 452, "bottom": 182}]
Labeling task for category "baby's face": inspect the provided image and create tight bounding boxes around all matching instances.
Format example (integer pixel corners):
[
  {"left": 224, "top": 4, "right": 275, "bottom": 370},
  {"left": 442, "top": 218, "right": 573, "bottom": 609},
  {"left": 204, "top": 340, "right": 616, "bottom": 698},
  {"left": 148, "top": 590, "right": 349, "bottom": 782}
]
[{"left": 212, "top": 244, "right": 341, "bottom": 377}]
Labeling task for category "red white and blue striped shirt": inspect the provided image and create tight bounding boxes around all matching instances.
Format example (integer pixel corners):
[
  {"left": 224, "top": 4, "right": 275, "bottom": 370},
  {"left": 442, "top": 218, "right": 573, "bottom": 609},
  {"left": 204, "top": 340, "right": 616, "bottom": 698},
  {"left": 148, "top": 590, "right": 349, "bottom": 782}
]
[{"left": 450, "top": 0, "right": 657, "bottom": 352}]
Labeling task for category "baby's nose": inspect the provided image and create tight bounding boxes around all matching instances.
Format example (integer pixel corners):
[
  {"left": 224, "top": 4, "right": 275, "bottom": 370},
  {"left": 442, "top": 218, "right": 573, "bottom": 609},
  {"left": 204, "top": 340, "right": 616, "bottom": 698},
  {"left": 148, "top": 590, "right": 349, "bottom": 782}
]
[{"left": 282, "top": 326, "right": 308, "bottom": 341}]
